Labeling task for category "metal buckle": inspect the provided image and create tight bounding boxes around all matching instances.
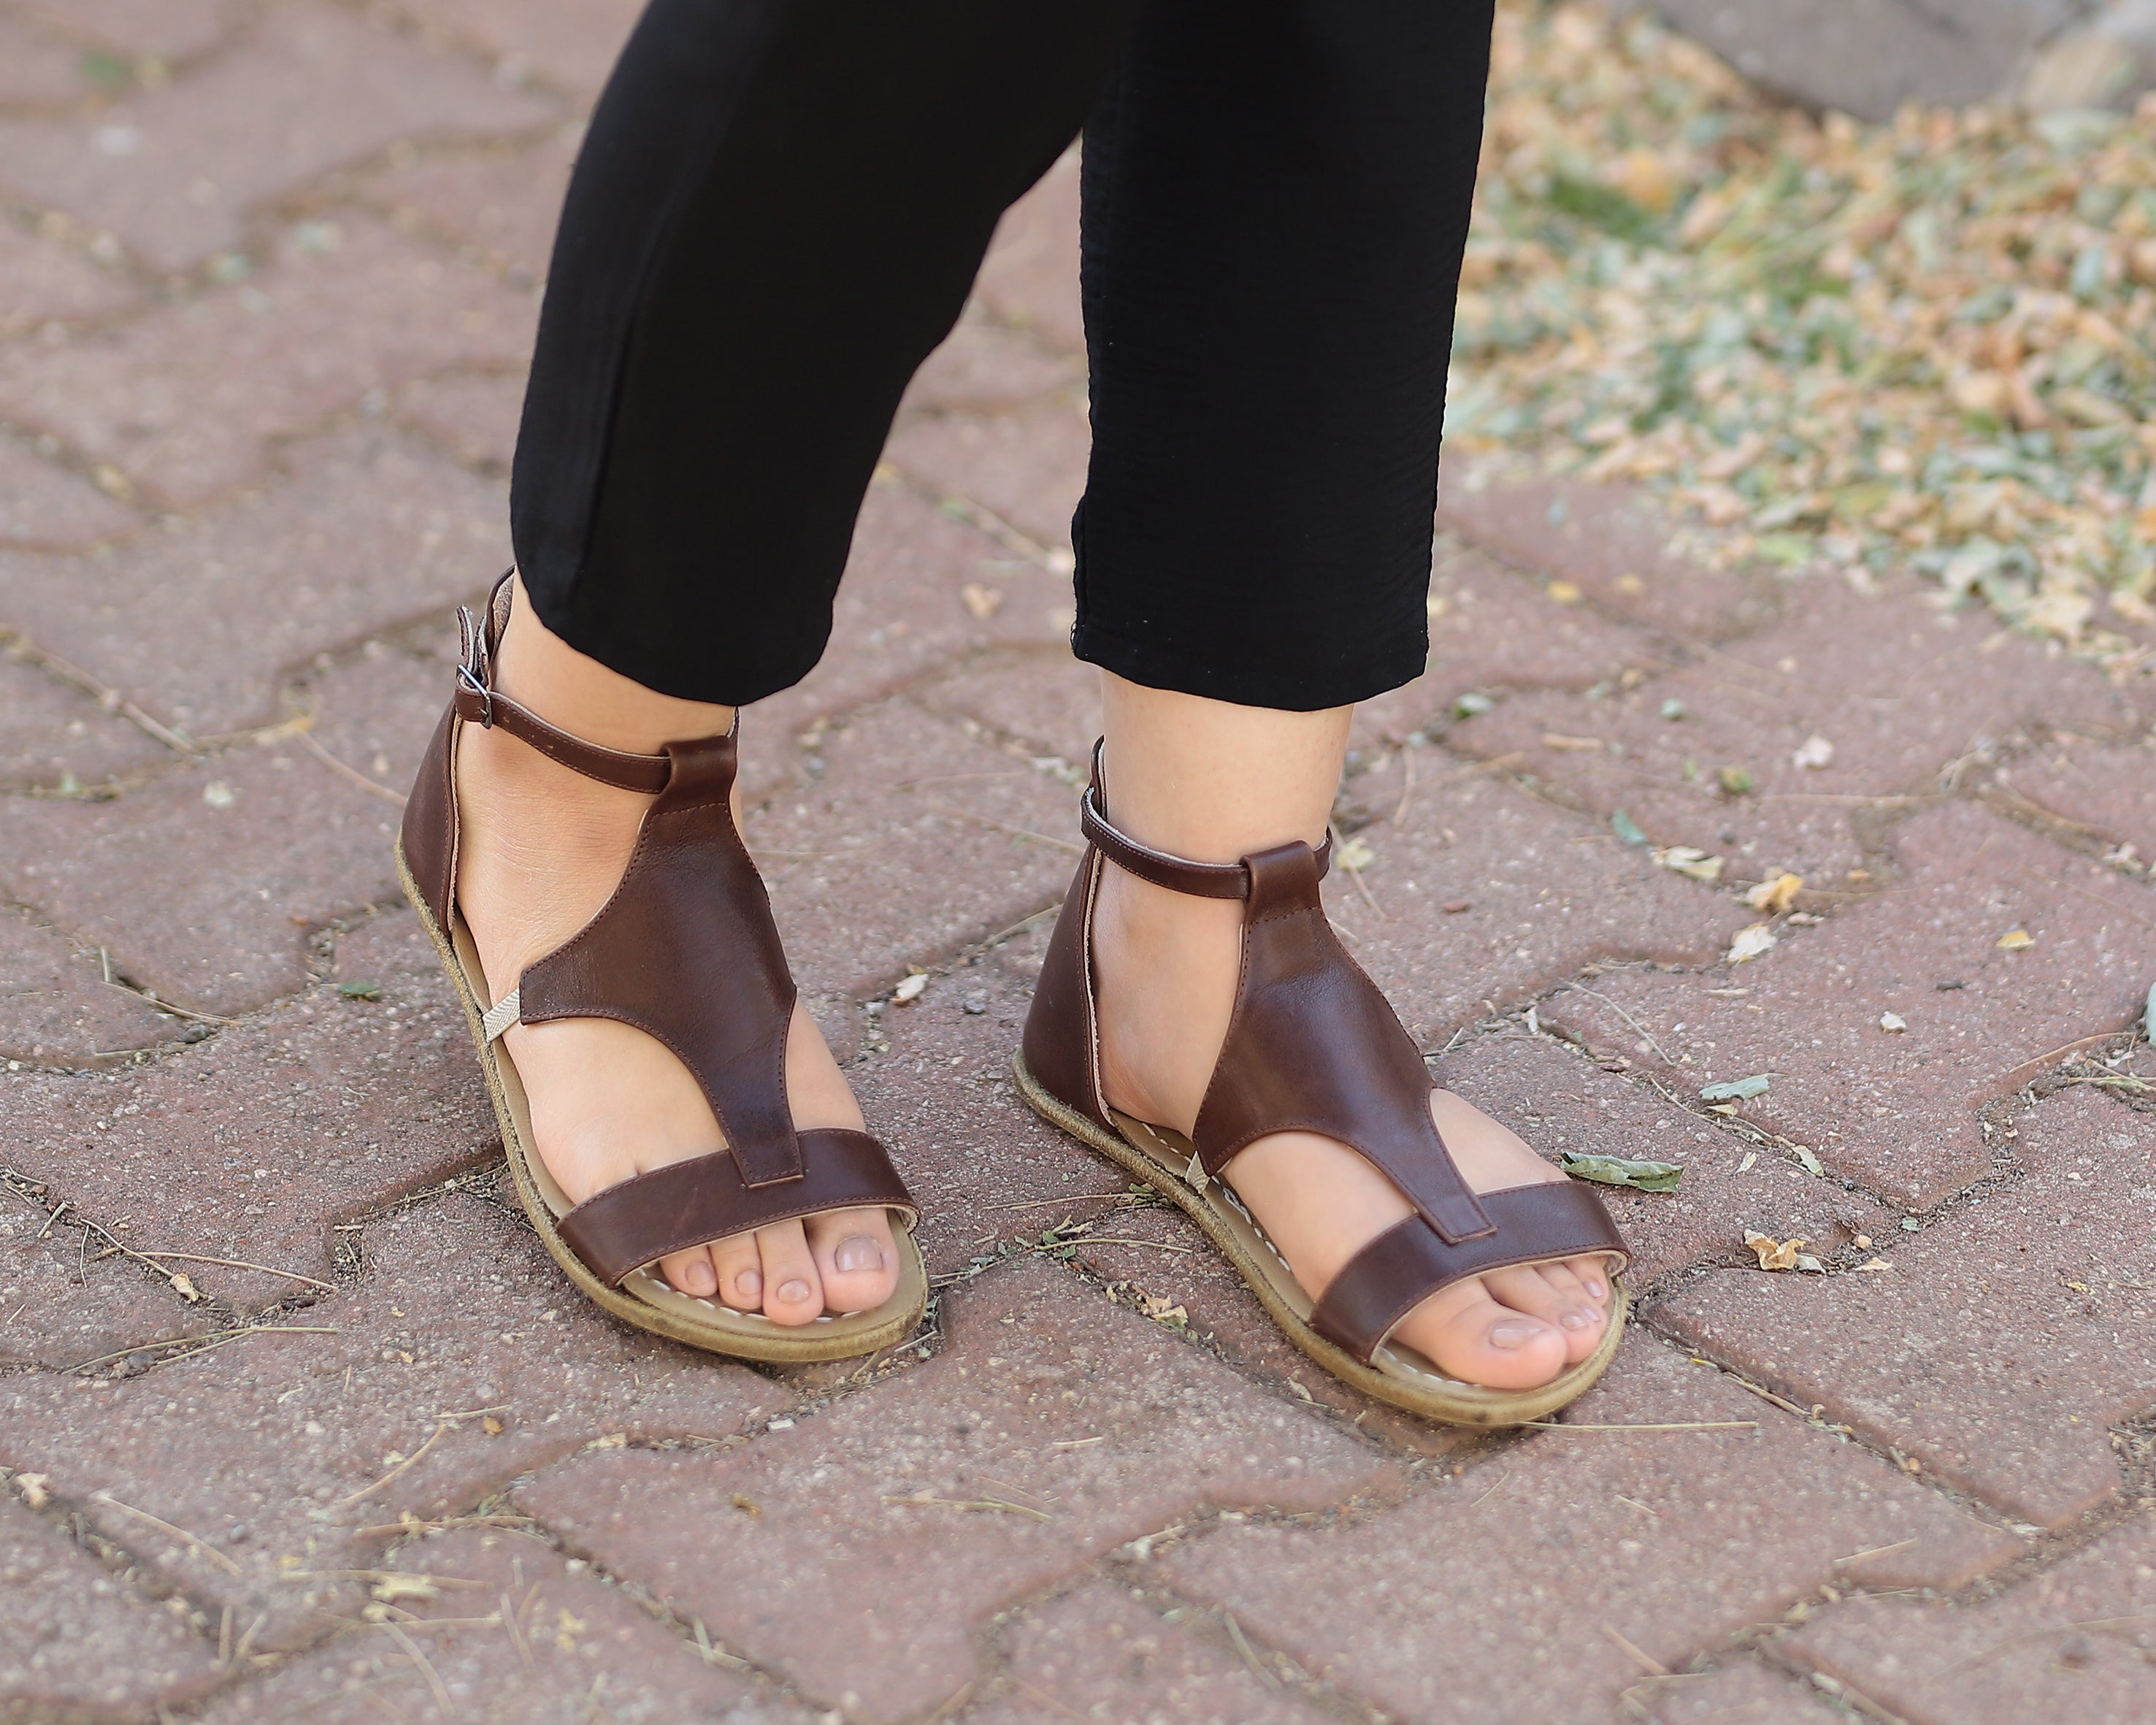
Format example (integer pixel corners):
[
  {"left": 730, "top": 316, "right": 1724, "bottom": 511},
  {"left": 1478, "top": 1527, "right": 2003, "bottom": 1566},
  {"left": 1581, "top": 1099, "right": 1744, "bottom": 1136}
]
[{"left": 455, "top": 662, "right": 494, "bottom": 727}]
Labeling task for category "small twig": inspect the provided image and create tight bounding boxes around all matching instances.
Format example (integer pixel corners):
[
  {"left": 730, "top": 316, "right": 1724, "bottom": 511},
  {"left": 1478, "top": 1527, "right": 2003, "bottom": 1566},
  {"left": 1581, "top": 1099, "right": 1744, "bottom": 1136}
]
[
  {"left": 0, "top": 631, "right": 196, "bottom": 753},
  {"left": 96, "top": 982, "right": 240, "bottom": 1026},
  {"left": 88, "top": 1244, "right": 331, "bottom": 1291},
  {"left": 915, "top": 800, "right": 1085, "bottom": 854},
  {"left": 2000, "top": 1031, "right": 2134, "bottom": 1079},
  {"left": 1062, "top": 1235, "right": 1198, "bottom": 1255},
  {"left": 299, "top": 732, "right": 408, "bottom": 806},
  {"left": 1466, "top": 1468, "right": 1511, "bottom": 1510},
  {"left": 338, "top": 1422, "right": 449, "bottom": 1507},
  {"left": 1557, "top": 982, "right": 1678, "bottom": 1065},
  {"left": 382, "top": 1620, "right": 454, "bottom": 1713},
  {"left": 1603, "top": 1625, "right": 1668, "bottom": 1678},
  {"left": 1524, "top": 1420, "right": 1760, "bottom": 1433},
  {"left": 92, "top": 1493, "right": 242, "bottom": 1575},
  {"left": 1223, "top": 1611, "right": 1283, "bottom": 1690},
  {"left": 1393, "top": 741, "right": 1418, "bottom": 827},
  {"left": 66, "top": 1325, "right": 337, "bottom": 1374},
  {"left": 1835, "top": 1537, "right": 1919, "bottom": 1565},
  {"left": 882, "top": 1493, "right": 1051, "bottom": 1522}
]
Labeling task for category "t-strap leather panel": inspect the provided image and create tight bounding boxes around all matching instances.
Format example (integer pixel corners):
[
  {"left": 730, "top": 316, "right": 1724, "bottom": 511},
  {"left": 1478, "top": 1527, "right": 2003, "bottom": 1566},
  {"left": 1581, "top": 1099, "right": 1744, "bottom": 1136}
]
[
  {"left": 1308, "top": 1182, "right": 1629, "bottom": 1363},
  {"left": 1192, "top": 843, "right": 1496, "bottom": 1245},
  {"left": 518, "top": 729, "right": 807, "bottom": 1187},
  {"left": 557, "top": 1128, "right": 916, "bottom": 1287}
]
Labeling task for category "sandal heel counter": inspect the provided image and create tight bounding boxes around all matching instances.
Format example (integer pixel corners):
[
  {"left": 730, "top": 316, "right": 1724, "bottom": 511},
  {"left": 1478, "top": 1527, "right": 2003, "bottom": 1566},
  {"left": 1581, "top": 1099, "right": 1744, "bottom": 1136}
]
[
  {"left": 399, "top": 700, "right": 460, "bottom": 927},
  {"left": 1021, "top": 852, "right": 1110, "bottom": 1129}
]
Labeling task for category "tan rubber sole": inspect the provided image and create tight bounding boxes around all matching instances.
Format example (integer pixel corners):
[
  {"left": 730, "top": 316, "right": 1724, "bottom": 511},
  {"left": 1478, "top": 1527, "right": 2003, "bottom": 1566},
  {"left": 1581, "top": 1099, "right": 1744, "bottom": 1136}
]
[
  {"left": 396, "top": 837, "right": 928, "bottom": 1364},
  {"left": 1013, "top": 1049, "right": 1626, "bottom": 1427}
]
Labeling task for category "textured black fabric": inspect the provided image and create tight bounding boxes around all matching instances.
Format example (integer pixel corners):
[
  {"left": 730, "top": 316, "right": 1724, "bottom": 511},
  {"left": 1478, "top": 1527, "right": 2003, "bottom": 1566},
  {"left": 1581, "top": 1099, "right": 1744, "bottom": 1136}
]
[{"left": 510, "top": 0, "right": 1493, "bottom": 711}]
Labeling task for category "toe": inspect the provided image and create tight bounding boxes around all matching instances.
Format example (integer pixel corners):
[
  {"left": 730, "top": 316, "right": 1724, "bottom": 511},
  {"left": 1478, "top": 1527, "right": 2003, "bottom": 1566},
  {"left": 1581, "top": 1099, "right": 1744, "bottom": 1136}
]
[
  {"left": 754, "top": 1220, "right": 824, "bottom": 1326},
  {"left": 659, "top": 1245, "right": 718, "bottom": 1298},
  {"left": 708, "top": 1231, "right": 764, "bottom": 1311},
  {"left": 1566, "top": 1254, "right": 1614, "bottom": 1304},
  {"left": 1484, "top": 1262, "right": 1606, "bottom": 1364},
  {"left": 805, "top": 1206, "right": 898, "bottom": 1316},
  {"left": 1396, "top": 1276, "right": 1570, "bottom": 1391}
]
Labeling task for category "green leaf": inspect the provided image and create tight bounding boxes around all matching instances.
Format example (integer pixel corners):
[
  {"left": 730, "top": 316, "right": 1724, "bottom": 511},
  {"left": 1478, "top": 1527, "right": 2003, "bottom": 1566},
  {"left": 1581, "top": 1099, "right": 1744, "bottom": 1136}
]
[
  {"left": 1699, "top": 1073, "right": 1771, "bottom": 1101},
  {"left": 1560, "top": 1152, "right": 1684, "bottom": 1193},
  {"left": 1718, "top": 765, "right": 1757, "bottom": 795},
  {"left": 1611, "top": 808, "right": 1649, "bottom": 847},
  {"left": 337, "top": 981, "right": 381, "bottom": 1001}
]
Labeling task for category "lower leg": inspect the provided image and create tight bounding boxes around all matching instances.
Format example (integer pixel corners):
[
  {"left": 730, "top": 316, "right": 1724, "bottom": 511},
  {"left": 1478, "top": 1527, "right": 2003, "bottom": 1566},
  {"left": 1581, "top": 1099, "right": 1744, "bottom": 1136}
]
[
  {"left": 1089, "top": 673, "right": 1611, "bottom": 1389},
  {"left": 453, "top": 577, "right": 896, "bottom": 1318}
]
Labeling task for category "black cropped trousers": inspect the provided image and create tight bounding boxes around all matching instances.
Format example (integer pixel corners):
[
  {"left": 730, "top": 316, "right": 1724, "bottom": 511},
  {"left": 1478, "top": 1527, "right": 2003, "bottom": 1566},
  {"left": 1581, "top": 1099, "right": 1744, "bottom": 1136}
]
[{"left": 510, "top": 0, "right": 1495, "bottom": 713}]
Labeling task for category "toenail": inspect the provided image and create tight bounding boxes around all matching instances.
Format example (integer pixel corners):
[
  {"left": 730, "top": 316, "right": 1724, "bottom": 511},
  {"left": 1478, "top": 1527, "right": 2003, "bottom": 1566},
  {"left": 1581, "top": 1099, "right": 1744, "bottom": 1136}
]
[
  {"left": 778, "top": 1278, "right": 813, "bottom": 1304},
  {"left": 834, "top": 1234, "right": 885, "bottom": 1274},
  {"left": 1585, "top": 1277, "right": 1608, "bottom": 1299},
  {"left": 681, "top": 1261, "right": 716, "bottom": 1296},
  {"left": 1488, "top": 1317, "right": 1547, "bottom": 1350},
  {"left": 1560, "top": 1307, "right": 1595, "bottom": 1331},
  {"left": 734, "top": 1269, "right": 762, "bottom": 1300}
]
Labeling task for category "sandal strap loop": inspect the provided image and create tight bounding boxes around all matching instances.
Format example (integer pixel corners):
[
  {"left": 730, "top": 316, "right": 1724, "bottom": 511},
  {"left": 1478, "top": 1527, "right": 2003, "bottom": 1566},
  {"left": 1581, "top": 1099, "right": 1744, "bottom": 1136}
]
[
  {"left": 1078, "top": 741, "right": 1331, "bottom": 900},
  {"left": 452, "top": 573, "right": 675, "bottom": 795},
  {"left": 556, "top": 1128, "right": 917, "bottom": 1288},
  {"left": 1308, "top": 1182, "right": 1629, "bottom": 1365}
]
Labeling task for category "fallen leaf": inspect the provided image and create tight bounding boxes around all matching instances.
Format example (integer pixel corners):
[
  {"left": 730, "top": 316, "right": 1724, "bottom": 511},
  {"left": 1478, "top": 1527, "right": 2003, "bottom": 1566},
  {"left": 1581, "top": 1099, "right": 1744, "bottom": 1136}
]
[
  {"left": 482, "top": 1415, "right": 505, "bottom": 1437},
  {"left": 1743, "top": 1231, "right": 1809, "bottom": 1271},
  {"left": 1879, "top": 1011, "right": 1907, "bottom": 1033},
  {"left": 1737, "top": 1151, "right": 1758, "bottom": 1172},
  {"left": 1560, "top": 1152, "right": 1684, "bottom": 1192},
  {"left": 959, "top": 583, "right": 1004, "bottom": 619},
  {"left": 1547, "top": 580, "right": 1584, "bottom": 604},
  {"left": 1654, "top": 844, "right": 1725, "bottom": 881},
  {"left": 730, "top": 1493, "right": 761, "bottom": 1516},
  {"left": 1611, "top": 808, "right": 1649, "bottom": 846},
  {"left": 1336, "top": 835, "right": 1376, "bottom": 873},
  {"left": 1660, "top": 698, "right": 1689, "bottom": 720},
  {"left": 891, "top": 972, "right": 929, "bottom": 1004},
  {"left": 202, "top": 781, "right": 236, "bottom": 809},
  {"left": 1792, "top": 1144, "right": 1825, "bottom": 1176},
  {"left": 1791, "top": 735, "right": 1835, "bottom": 770},
  {"left": 1997, "top": 928, "right": 2035, "bottom": 950},
  {"left": 1744, "top": 871, "right": 1803, "bottom": 914},
  {"left": 1718, "top": 765, "right": 1756, "bottom": 796},
  {"left": 1699, "top": 1073, "right": 1771, "bottom": 1101},
  {"left": 1793, "top": 1253, "right": 1825, "bottom": 1273},
  {"left": 1726, "top": 922, "right": 1777, "bottom": 963},
  {"left": 14, "top": 1474, "right": 48, "bottom": 1510},
  {"left": 1857, "top": 1258, "right": 1895, "bottom": 1271},
  {"left": 1455, "top": 692, "right": 1495, "bottom": 716},
  {"left": 337, "top": 980, "right": 381, "bottom": 1001},
  {"left": 169, "top": 1271, "right": 202, "bottom": 1302}
]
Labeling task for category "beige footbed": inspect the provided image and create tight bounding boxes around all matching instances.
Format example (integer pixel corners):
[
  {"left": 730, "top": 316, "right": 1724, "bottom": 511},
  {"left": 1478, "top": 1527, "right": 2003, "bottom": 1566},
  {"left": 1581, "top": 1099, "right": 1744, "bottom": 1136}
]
[
  {"left": 1013, "top": 1050, "right": 1627, "bottom": 1427},
  {"left": 397, "top": 838, "right": 929, "bottom": 1363}
]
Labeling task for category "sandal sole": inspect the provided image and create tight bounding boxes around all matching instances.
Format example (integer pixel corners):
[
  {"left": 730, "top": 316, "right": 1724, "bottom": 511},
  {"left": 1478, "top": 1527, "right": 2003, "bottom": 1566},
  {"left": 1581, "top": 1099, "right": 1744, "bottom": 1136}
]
[
  {"left": 1013, "top": 1048, "right": 1626, "bottom": 1427},
  {"left": 397, "top": 836, "right": 929, "bottom": 1364}
]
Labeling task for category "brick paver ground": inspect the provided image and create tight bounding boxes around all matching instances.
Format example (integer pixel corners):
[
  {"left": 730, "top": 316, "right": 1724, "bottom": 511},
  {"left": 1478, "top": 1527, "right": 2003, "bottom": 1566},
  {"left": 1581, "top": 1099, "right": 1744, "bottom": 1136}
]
[{"left": 1, "top": 6, "right": 2153, "bottom": 1721}]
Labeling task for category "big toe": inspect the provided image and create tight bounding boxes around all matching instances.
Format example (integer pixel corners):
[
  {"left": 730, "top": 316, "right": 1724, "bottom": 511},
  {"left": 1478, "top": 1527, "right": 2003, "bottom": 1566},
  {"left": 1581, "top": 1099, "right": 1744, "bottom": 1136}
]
[
  {"left": 807, "top": 1206, "right": 899, "bottom": 1316},
  {"left": 1396, "top": 1277, "right": 1571, "bottom": 1391},
  {"left": 753, "top": 1221, "right": 824, "bottom": 1326}
]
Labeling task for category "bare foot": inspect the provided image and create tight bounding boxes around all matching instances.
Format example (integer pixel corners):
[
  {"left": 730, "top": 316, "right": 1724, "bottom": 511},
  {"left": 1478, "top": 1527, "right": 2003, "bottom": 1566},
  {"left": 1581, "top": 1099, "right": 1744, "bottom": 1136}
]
[
  {"left": 452, "top": 592, "right": 897, "bottom": 1322},
  {"left": 1092, "top": 862, "right": 1611, "bottom": 1389}
]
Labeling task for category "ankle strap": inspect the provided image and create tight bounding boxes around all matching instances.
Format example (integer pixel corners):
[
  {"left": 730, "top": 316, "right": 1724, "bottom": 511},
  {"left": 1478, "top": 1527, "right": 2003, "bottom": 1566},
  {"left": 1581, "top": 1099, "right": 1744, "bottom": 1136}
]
[
  {"left": 1080, "top": 743, "right": 1332, "bottom": 900},
  {"left": 451, "top": 572, "right": 678, "bottom": 795}
]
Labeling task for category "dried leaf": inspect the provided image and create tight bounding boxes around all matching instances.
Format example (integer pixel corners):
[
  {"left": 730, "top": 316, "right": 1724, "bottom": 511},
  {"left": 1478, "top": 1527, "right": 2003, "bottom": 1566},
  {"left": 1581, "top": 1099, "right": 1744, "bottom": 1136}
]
[
  {"left": 481, "top": 1415, "right": 505, "bottom": 1437},
  {"left": 1726, "top": 922, "right": 1778, "bottom": 963},
  {"left": 1610, "top": 808, "right": 1649, "bottom": 847},
  {"left": 1792, "top": 1144, "right": 1825, "bottom": 1176},
  {"left": 1560, "top": 1152, "right": 1684, "bottom": 1192},
  {"left": 1737, "top": 1150, "right": 1758, "bottom": 1172},
  {"left": 959, "top": 583, "right": 1004, "bottom": 619},
  {"left": 1546, "top": 580, "right": 1584, "bottom": 604},
  {"left": 1717, "top": 765, "right": 1756, "bottom": 797},
  {"left": 1744, "top": 871, "right": 1803, "bottom": 914},
  {"left": 1879, "top": 1011, "right": 1907, "bottom": 1033},
  {"left": 1793, "top": 1253, "right": 1825, "bottom": 1273},
  {"left": 891, "top": 972, "right": 929, "bottom": 1004},
  {"left": 1336, "top": 835, "right": 1376, "bottom": 873},
  {"left": 1790, "top": 735, "right": 1835, "bottom": 770},
  {"left": 730, "top": 1493, "right": 761, "bottom": 1516},
  {"left": 1699, "top": 1073, "right": 1771, "bottom": 1101},
  {"left": 169, "top": 1271, "right": 202, "bottom": 1302},
  {"left": 1654, "top": 844, "right": 1725, "bottom": 882},
  {"left": 14, "top": 1474, "right": 49, "bottom": 1510},
  {"left": 337, "top": 980, "right": 381, "bottom": 1001},
  {"left": 1997, "top": 928, "right": 2035, "bottom": 950},
  {"left": 1743, "top": 1231, "right": 1809, "bottom": 1271},
  {"left": 1857, "top": 1258, "right": 1895, "bottom": 1271}
]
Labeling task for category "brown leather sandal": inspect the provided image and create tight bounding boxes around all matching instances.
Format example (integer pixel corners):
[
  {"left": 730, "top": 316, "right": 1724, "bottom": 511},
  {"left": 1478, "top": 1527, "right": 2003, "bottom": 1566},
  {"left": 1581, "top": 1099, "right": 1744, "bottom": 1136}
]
[
  {"left": 394, "top": 575, "right": 927, "bottom": 1362},
  {"left": 1013, "top": 745, "right": 1630, "bottom": 1425}
]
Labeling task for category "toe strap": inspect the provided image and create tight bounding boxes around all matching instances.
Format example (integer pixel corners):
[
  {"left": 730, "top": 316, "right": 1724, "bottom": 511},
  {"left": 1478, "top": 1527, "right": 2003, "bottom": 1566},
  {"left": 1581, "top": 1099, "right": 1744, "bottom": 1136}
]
[
  {"left": 1308, "top": 1182, "right": 1628, "bottom": 1365},
  {"left": 556, "top": 1128, "right": 918, "bottom": 1288}
]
